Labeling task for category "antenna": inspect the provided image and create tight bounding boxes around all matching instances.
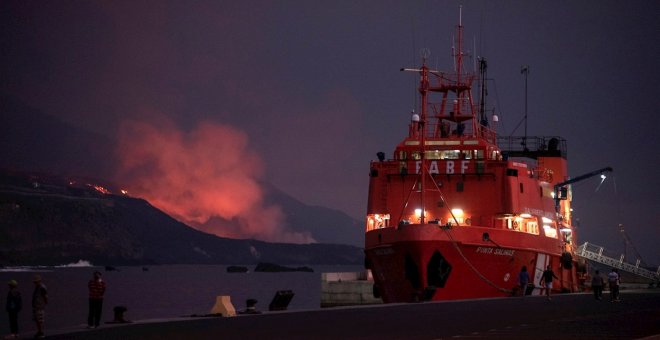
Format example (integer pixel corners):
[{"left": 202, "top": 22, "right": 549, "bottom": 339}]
[
  {"left": 459, "top": 5, "right": 462, "bottom": 26},
  {"left": 452, "top": 36, "right": 456, "bottom": 72},
  {"left": 411, "top": 16, "right": 417, "bottom": 111},
  {"left": 521, "top": 65, "right": 530, "bottom": 151},
  {"left": 479, "top": 57, "right": 488, "bottom": 127},
  {"left": 473, "top": 37, "right": 477, "bottom": 72}
]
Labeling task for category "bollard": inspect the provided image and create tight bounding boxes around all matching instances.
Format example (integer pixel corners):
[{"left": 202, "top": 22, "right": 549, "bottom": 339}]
[
  {"left": 239, "top": 298, "right": 261, "bottom": 314},
  {"left": 210, "top": 295, "right": 236, "bottom": 317},
  {"left": 111, "top": 306, "right": 129, "bottom": 323}
]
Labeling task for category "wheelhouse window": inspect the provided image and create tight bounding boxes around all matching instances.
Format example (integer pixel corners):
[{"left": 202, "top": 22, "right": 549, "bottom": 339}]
[
  {"left": 366, "top": 213, "right": 391, "bottom": 231},
  {"left": 543, "top": 223, "right": 558, "bottom": 238},
  {"left": 499, "top": 214, "right": 540, "bottom": 235},
  {"left": 423, "top": 150, "right": 461, "bottom": 159}
]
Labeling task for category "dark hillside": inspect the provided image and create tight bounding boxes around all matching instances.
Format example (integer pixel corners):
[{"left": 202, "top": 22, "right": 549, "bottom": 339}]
[{"left": 0, "top": 171, "right": 363, "bottom": 266}]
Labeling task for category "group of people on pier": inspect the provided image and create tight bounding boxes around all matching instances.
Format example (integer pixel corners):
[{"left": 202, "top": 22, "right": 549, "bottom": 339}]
[
  {"left": 517, "top": 265, "right": 622, "bottom": 301},
  {"left": 4, "top": 271, "right": 106, "bottom": 339}
]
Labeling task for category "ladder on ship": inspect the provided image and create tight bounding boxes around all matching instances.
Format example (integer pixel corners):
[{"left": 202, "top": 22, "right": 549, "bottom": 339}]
[{"left": 576, "top": 242, "right": 660, "bottom": 282}]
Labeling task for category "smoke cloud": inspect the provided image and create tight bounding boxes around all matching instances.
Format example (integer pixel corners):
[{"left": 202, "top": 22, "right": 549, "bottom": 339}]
[{"left": 116, "top": 117, "right": 315, "bottom": 244}]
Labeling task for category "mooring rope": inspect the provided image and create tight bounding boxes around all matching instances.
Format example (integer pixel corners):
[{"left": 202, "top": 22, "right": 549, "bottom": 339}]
[{"left": 421, "top": 164, "right": 513, "bottom": 294}]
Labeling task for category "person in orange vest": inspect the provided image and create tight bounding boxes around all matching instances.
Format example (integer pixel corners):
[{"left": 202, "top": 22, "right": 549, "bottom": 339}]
[{"left": 87, "top": 271, "right": 107, "bottom": 328}]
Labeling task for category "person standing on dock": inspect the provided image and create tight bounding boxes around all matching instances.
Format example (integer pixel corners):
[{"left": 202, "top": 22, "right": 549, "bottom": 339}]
[
  {"left": 608, "top": 268, "right": 620, "bottom": 302},
  {"left": 5, "top": 279, "right": 22, "bottom": 339},
  {"left": 31, "top": 275, "right": 48, "bottom": 339},
  {"left": 591, "top": 270, "right": 604, "bottom": 300},
  {"left": 540, "top": 266, "right": 559, "bottom": 301},
  {"left": 518, "top": 266, "right": 529, "bottom": 297},
  {"left": 87, "top": 271, "right": 106, "bottom": 328}
]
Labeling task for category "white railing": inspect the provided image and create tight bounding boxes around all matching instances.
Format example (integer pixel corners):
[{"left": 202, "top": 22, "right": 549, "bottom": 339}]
[{"left": 576, "top": 242, "right": 660, "bottom": 281}]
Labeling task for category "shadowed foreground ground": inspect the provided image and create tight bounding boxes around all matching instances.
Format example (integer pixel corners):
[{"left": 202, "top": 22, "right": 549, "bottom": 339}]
[{"left": 45, "top": 291, "right": 660, "bottom": 339}]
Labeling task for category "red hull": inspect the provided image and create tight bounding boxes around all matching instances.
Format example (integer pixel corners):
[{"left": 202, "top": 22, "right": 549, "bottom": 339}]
[{"left": 366, "top": 224, "right": 577, "bottom": 303}]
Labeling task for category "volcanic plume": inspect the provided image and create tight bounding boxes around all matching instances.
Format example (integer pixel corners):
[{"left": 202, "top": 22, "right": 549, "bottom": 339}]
[{"left": 116, "top": 118, "right": 314, "bottom": 244}]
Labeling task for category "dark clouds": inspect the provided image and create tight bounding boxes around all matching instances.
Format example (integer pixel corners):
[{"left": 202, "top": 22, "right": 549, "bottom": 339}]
[{"left": 1, "top": 1, "right": 658, "bottom": 263}]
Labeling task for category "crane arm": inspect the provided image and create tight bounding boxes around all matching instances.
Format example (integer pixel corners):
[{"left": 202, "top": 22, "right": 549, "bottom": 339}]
[{"left": 554, "top": 166, "right": 613, "bottom": 212}]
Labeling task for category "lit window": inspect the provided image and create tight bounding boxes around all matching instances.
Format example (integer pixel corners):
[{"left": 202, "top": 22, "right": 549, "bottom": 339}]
[{"left": 543, "top": 225, "right": 558, "bottom": 238}]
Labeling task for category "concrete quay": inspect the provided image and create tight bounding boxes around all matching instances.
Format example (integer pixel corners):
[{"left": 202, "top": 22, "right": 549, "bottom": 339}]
[{"left": 47, "top": 291, "right": 660, "bottom": 340}]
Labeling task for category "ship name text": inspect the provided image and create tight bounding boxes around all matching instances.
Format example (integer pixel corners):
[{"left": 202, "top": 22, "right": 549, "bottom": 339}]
[{"left": 476, "top": 247, "right": 515, "bottom": 256}]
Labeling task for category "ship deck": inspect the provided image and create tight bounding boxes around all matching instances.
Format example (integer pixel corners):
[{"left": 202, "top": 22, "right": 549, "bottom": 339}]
[{"left": 47, "top": 290, "right": 660, "bottom": 339}]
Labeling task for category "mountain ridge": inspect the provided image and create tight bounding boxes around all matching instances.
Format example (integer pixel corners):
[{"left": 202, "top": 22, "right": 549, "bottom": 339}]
[{"left": 0, "top": 170, "right": 364, "bottom": 266}]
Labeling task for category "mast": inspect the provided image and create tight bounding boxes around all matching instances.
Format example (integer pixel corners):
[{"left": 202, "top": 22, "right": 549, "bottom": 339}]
[
  {"left": 521, "top": 65, "right": 529, "bottom": 151},
  {"left": 401, "top": 6, "right": 472, "bottom": 225},
  {"left": 478, "top": 58, "right": 488, "bottom": 128},
  {"left": 419, "top": 57, "right": 429, "bottom": 223}
]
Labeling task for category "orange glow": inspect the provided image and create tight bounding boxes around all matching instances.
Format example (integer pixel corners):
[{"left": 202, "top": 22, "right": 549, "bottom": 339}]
[
  {"left": 115, "top": 118, "right": 315, "bottom": 244},
  {"left": 87, "top": 184, "right": 111, "bottom": 194}
]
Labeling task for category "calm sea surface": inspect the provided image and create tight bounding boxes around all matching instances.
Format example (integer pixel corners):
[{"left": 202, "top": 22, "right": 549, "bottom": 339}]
[{"left": 0, "top": 264, "right": 363, "bottom": 336}]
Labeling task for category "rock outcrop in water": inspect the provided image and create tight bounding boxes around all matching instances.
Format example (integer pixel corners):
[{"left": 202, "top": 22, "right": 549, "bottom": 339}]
[{"left": 254, "top": 262, "right": 314, "bottom": 272}]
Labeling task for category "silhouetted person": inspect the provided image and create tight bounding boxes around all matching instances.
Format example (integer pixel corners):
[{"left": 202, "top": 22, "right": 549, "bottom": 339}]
[
  {"left": 32, "top": 275, "right": 48, "bottom": 338},
  {"left": 608, "top": 268, "right": 620, "bottom": 302},
  {"left": 87, "top": 271, "right": 106, "bottom": 328},
  {"left": 518, "top": 266, "right": 529, "bottom": 297},
  {"left": 5, "top": 279, "right": 22, "bottom": 339},
  {"left": 540, "top": 265, "right": 559, "bottom": 301},
  {"left": 591, "top": 270, "right": 604, "bottom": 300}
]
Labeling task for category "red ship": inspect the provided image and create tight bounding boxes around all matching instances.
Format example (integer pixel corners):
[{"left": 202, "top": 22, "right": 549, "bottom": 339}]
[{"left": 364, "top": 12, "right": 611, "bottom": 303}]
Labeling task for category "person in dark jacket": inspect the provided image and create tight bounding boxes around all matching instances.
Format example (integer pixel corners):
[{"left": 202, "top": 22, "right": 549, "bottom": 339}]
[
  {"left": 5, "top": 280, "right": 22, "bottom": 339},
  {"left": 32, "top": 275, "right": 48, "bottom": 339},
  {"left": 591, "top": 270, "right": 604, "bottom": 300},
  {"left": 540, "top": 265, "right": 559, "bottom": 301},
  {"left": 518, "top": 266, "right": 530, "bottom": 297},
  {"left": 87, "top": 271, "right": 106, "bottom": 328}
]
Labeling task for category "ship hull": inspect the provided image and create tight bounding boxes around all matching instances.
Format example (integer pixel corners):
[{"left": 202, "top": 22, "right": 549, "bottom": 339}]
[{"left": 365, "top": 224, "right": 577, "bottom": 303}]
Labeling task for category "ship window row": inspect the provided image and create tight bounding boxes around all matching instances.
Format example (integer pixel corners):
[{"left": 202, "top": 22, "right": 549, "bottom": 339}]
[
  {"left": 398, "top": 149, "right": 501, "bottom": 161},
  {"left": 367, "top": 212, "right": 562, "bottom": 240},
  {"left": 402, "top": 150, "right": 485, "bottom": 160}
]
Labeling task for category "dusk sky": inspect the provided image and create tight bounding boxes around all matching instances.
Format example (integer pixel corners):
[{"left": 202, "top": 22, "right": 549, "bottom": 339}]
[{"left": 1, "top": 1, "right": 658, "bottom": 263}]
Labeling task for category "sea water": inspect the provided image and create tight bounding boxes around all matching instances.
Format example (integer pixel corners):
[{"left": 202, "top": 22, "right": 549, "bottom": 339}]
[{"left": 0, "top": 264, "right": 363, "bottom": 336}]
